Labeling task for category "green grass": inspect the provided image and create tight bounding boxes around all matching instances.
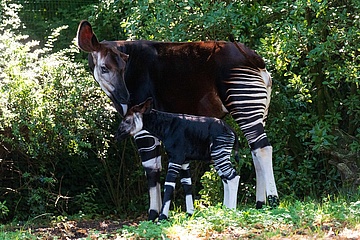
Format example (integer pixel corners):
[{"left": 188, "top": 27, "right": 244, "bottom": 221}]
[
  {"left": 0, "top": 228, "right": 36, "bottom": 240},
  {"left": 1, "top": 196, "right": 360, "bottom": 239},
  {"left": 117, "top": 196, "right": 360, "bottom": 239}
]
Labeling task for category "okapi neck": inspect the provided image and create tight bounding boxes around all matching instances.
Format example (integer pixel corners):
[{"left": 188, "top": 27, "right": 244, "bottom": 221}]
[{"left": 142, "top": 110, "right": 172, "bottom": 140}]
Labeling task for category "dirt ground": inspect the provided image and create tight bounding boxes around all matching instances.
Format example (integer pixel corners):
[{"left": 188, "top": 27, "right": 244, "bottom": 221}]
[
  {"left": 25, "top": 218, "right": 360, "bottom": 240},
  {"left": 30, "top": 219, "right": 138, "bottom": 239}
]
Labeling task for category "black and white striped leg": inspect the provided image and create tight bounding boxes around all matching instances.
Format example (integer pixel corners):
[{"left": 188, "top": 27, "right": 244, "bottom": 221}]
[
  {"left": 211, "top": 134, "right": 240, "bottom": 209},
  {"left": 179, "top": 162, "right": 194, "bottom": 215},
  {"left": 159, "top": 162, "right": 182, "bottom": 220},
  {"left": 252, "top": 145, "right": 279, "bottom": 209},
  {"left": 224, "top": 67, "right": 279, "bottom": 209},
  {"left": 134, "top": 130, "right": 162, "bottom": 221}
]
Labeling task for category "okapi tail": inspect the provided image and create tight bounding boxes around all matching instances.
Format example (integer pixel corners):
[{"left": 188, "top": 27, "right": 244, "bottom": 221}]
[
  {"left": 232, "top": 41, "right": 266, "bottom": 70},
  {"left": 228, "top": 34, "right": 235, "bottom": 43},
  {"left": 260, "top": 69, "right": 272, "bottom": 125}
]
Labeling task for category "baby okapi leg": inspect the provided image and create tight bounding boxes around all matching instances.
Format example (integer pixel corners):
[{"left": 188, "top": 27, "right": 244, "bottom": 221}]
[
  {"left": 180, "top": 163, "right": 194, "bottom": 215},
  {"left": 159, "top": 162, "right": 182, "bottom": 221},
  {"left": 211, "top": 135, "right": 239, "bottom": 210},
  {"left": 146, "top": 167, "right": 162, "bottom": 220},
  {"left": 222, "top": 175, "right": 240, "bottom": 209},
  {"left": 135, "top": 131, "right": 162, "bottom": 221}
]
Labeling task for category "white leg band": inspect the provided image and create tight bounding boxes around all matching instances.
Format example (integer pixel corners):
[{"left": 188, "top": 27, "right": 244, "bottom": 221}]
[
  {"left": 223, "top": 176, "right": 240, "bottom": 209},
  {"left": 252, "top": 146, "right": 278, "bottom": 203}
]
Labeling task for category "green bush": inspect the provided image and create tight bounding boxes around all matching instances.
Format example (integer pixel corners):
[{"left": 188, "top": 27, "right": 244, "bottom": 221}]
[
  {"left": 0, "top": 1, "right": 147, "bottom": 222},
  {"left": 260, "top": 0, "right": 359, "bottom": 197}
]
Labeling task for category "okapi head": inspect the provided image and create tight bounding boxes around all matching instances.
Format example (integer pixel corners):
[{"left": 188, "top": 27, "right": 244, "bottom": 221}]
[
  {"left": 77, "top": 20, "right": 130, "bottom": 116},
  {"left": 116, "top": 98, "right": 153, "bottom": 141}
]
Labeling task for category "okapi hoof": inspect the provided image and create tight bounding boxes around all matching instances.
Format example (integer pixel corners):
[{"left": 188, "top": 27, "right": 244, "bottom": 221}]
[
  {"left": 268, "top": 195, "right": 280, "bottom": 209},
  {"left": 256, "top": 196, "right": 279, "bottom": 209},
  {"left": 256, "top": 201, "right": 265, "bottom": 209},
  {"left": 158, "top": 214, "right": 168, "bottom": 221},
  {"left": 148, "top": 209, "right": 159, "bottom": 221}
]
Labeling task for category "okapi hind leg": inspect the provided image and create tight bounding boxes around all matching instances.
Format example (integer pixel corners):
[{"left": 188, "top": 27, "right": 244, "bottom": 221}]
[
  {"left": 224, "top": 67, "right": 279, "bottom": 209},
  {"left": 222, "top": 175, "right": 240, "bottom": 209},
  {"left": 211, "top": 134, "right": 240, "bottom": 210},
  {"left": 180, "top": 162, "right": 194, "bottom": 215},
  {"left": 134, "top": 130, "right": 162, "bottom": 221},
  {"left": 252, "top": 148, "right": 266, "bottom": 209},
  {"left": 252, "top": 145, "right": 279, "bottom": 209}
]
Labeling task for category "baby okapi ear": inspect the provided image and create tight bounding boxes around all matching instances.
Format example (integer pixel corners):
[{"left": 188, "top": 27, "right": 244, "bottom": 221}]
[
  {"left": 131, "top": 98, "right": 153, "bottom": 114},
  {"left": 139, "top": 97, "right": 153, "bottom": 114}
]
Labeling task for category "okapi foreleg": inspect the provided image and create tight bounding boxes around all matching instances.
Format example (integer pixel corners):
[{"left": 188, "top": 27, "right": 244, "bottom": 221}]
[
  {"left": 179, "top": 163, "right": 194, "bottom": 215},
  {"left": 134, "top": 130, "right": 162, "bottom": 221},
  {"left": 159, "top": 162, "right": 182, "bottom": 220}
]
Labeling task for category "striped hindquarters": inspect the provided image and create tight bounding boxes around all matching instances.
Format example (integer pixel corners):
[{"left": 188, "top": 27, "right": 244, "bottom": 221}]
[
  {"left": 224, "top": 67, "right": 272, "bottom": 149},
  {"left": 210, "top": 132, "right": 237, "bottom": 180}
]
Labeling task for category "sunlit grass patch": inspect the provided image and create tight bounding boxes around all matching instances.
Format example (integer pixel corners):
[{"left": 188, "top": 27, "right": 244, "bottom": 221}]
[
  {"left": 1, "top": 196, "right": 360, "bottom": 239},
  {"left": 116, "top": 196, "right": 360, "bottom": 239}
]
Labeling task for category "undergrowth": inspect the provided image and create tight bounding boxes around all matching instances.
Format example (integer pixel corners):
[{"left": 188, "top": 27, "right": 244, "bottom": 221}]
[
  {"left": 1, "top": 195, "right": 360, "bottom": 239},
  {"left": 118, "top": 195, "right": 360, "bottom": 239}
]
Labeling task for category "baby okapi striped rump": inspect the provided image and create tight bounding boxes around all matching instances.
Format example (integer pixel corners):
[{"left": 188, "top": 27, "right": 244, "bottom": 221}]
[{"left": 117, "top": 98, "right": 240, "bottom": 220}]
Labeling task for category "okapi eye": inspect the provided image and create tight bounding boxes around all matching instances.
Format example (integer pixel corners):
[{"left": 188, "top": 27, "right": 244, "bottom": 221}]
[{"left": 100, "top": 66, "right": 109, "bottom": 74}]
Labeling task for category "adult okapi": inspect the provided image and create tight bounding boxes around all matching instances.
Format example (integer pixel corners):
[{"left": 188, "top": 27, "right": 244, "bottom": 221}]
[{"left": 76, "top": 20, "right": 279, "bottom": 220}]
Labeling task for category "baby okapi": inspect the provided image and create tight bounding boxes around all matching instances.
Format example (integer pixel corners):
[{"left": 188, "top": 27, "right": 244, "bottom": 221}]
[{"left": 117, "top": 98, "right": 240, "bottom": 220}]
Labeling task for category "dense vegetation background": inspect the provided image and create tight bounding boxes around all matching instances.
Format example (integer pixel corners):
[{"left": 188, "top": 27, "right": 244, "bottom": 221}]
[{"left": 0, "top": 0, "right": 359, "bottom": 223}]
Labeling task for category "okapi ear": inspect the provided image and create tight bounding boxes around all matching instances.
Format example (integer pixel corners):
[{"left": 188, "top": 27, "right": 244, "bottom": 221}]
[
  {"left": 77, "top": 20, "right": 100, "bottom": 52},
  {"left": 140, "top": 98, "right": 153, "bottom": 114}
]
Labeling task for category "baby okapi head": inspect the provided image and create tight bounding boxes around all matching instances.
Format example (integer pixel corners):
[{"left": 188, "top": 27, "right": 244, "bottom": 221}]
[{"left": 116, "top": 98, "right": 153, "bottom": 141}]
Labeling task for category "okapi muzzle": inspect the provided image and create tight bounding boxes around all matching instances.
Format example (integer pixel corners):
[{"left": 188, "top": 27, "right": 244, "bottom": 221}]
[
  {"left": 116, "top": 111, "right": 144, "bottom": 141},
  {"left": 115, "top": 125, "right": 130, "bottom": 141}
]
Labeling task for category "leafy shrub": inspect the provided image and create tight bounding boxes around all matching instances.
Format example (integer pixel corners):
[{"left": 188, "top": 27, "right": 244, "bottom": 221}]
[
  {"left": 0, "top": 201, "right": 9, "bottom": 220},
  {"left": 0, "top": 1, "right": 146, "bottom": 222}
]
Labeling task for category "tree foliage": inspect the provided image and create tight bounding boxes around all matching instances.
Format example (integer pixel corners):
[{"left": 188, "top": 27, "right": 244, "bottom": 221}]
[
  {"left": 0, "top": 0, "right": 359, "bottom": 222},
  {"left": 0, "top": 0, "right": 147, "bottom": 222}
]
